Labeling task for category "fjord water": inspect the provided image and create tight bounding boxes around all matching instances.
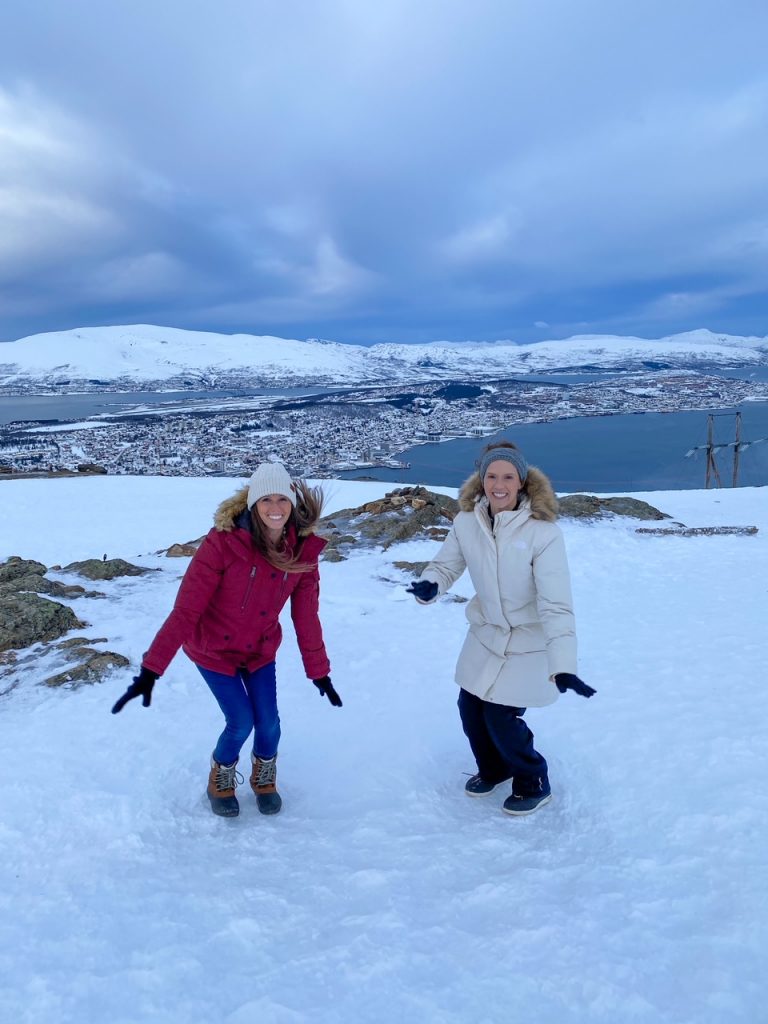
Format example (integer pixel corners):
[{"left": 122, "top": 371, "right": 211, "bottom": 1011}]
[
  {"left": 0, "top": 386, "right": 330, "bottom": 425},
  {"left": 345, "top": 402, "right": 768, "bottom": 492},
  {"left": 2, "top": 372, "right": 768, "bottom": 491}
]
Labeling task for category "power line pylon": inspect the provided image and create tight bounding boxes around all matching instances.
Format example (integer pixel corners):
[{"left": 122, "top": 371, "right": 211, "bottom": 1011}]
[{"left": 686, "top": 411, "right": 767, "bottom": 488}]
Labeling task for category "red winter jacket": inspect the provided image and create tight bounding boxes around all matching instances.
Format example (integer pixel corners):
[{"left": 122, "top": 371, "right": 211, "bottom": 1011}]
[{"left": 142, "top": 489, "right": 330, "bottom": 680}]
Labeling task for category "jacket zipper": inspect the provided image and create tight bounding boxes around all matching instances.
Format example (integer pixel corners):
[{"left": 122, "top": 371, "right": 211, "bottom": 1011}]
[{"left": 241, "top": 566, "right": 257, "bottom": 610}]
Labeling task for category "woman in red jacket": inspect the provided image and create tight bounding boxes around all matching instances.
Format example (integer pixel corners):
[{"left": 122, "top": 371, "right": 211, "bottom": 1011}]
[{"left": 112, "top": 463, "right": 341, "bottom": 818}]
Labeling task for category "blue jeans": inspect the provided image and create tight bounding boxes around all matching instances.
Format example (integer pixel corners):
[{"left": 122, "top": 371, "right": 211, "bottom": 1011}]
[
  {"left": 197, "top": 662, "right": 280, "bottom": 765},
  {"left": 458, "top": 688, "right": 548, "bottom": 795}
]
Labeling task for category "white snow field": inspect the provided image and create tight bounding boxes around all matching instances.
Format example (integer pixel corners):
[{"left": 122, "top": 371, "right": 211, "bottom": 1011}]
[
  {"left": 3, "top": 324, "right": 767, "bottom": 386},
  {"left": 0, "top": 476, "right": 766, "bottom": 1024}
]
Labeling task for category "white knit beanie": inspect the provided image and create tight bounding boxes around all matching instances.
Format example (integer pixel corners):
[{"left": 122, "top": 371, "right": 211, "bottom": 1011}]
[{"left": 246, "top": 463, "right": 296, "bottom": 509}]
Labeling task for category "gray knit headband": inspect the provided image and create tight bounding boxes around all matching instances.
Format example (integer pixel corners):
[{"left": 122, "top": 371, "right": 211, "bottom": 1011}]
[{"left": 477, "top": 447, "right": 529, "bottom": 484}]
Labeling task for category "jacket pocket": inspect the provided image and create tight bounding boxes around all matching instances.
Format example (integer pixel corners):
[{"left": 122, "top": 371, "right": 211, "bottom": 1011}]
[
  {"left": 505, "top": 623, "right": 545, "bottom": 654},
  {"left": 258, "top": 620, "right": 282, "bottom": 658},
  {"left": 469, "top": 621, "right": 509, "bottom": 658},
  {"left": 241, "top": 566, "right": 258, "bottom": 610}
]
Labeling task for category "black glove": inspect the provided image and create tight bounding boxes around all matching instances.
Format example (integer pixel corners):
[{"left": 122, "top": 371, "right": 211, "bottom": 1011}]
[
  {"left": 406, "top": 580, "right": 439, "bottom": 603},
  {"left": 312, "top": 676, "right": 343, "bottom": 707},
  {"left": 111, "top": 667, "right": 159, "bottom": 713},
  {"left": 554, "top": 673, "right": 596, "bottom": 698}
]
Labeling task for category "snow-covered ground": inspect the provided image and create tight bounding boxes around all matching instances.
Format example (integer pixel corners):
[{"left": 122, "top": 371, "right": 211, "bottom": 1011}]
[{"left": 0, "top": 475, "right": 766, "bottom": 1024}]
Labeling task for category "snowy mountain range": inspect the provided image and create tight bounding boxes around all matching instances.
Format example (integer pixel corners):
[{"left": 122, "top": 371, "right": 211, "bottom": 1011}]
[{"left": 1, "top": 324, "right": 768, "bottom": 389}]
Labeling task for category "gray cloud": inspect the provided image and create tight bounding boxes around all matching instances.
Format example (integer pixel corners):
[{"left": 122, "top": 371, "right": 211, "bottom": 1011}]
[{"left": 1, "top": 0, "right": 767, "bottom": 343}]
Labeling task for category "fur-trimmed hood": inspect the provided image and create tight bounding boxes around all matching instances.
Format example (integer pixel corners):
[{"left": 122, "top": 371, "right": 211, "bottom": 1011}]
[
  {"left": 213, "top": 484, "right": 318, "bottom": 535},
  {"left": 142, "top": 484, "right": 330, "bottom": 680},
  {"left": 457, "top": 465, "right": 558, "bottom": 521}
]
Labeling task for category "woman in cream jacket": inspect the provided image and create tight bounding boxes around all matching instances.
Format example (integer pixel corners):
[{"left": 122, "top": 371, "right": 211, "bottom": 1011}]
[{"left": 408, "top": 441, "right": 594, "bottom": 816}]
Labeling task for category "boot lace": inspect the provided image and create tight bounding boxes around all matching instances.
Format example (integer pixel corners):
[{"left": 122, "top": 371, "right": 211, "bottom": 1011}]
[
  {"left": 254, "top": 756, "right": 277, "bottom": 787},
  {"left": 215, "top": 762, "right": 243, "bottom": 792}
]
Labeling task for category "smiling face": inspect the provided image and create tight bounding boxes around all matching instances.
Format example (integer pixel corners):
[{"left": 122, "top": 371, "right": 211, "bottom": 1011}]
[
  {"left": 483, "top": 459, "right": 523, "bottom": 514},
  {"left": 255, "top": 493, "right": 293, "bottom": 540}
]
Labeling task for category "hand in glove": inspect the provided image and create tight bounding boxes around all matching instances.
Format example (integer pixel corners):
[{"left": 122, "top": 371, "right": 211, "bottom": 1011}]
[
  {"left": 111, "top": 667, "right": 159, "bottom": 713},
  {"left": 554, "top": 672, "right": 596, "bottom": 698},
  {"left": 312, "top": 676, "right": 343, "bottom": 707},
  {"left": 406, "top": 580, "right": 439, "bottom": 604}
]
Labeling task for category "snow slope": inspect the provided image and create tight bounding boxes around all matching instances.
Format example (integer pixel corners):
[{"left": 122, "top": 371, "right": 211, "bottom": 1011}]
[
  {"left": 0, "top": 476, "right": 766, "bottom": 1024},
  {"left": 0, "top": 325, "right": 373, "bottom": 386},
  {"left": 1, "top": 324, "right": 767, "bottom": 387}
]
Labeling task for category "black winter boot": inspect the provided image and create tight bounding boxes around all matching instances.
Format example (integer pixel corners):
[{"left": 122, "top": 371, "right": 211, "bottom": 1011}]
[
  {"left": 502, "top": 777, "right": 552, "bottom": 816},
  {"left": 207, "top": 756, "right": 243, "bottom": 817},
  {"left": 250, "top": 754, "right": 282, "bottom": 815},
  {"left": 464, "top": 772, "right": 513, "bottom": 797}
]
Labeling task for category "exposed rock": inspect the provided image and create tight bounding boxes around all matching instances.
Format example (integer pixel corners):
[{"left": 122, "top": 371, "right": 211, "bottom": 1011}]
[
  {"left": 636, "top": 525, "right": 758, "bottom": 537},
  {"left": 0, "top": 557, "right": 107, "bottom": 599},
  {"left": 334, "top": 534, "right": 359, "bottom": 546},
  {"left": 0, "top": 557, "right": 47, "bottom": 583},
  {"left": 390, "top": 561, "right": 468, "bottom": 602},
  {"left": 44, "top": 649, "right": 130, "bottom": 687},
  {"left": 319, "top": 486, "right": 459, "bottom": 561},
  {"left": 44, "top": 578, "right": 93, "bottom": 598},
  {"left": 393, "top": 560, "right": 430, "bottom": 577},
  {"left": 557, "top": 494, "right": 670, "bottom": 521},
  {"left": 164, "top": 540, "right": 203, "bottom": 557},
  {"left": 601, "top": 497, "right": 671, "bottom": 520},
  {"left": 55, "top": 636, "right": 109, "bottom": 649},
  {"left": 322, "top": 549, "right": 346, "bottom": 563},
  {"left": 0, "top": 573, "right": 55, "bottom": 594},
  {"left": 0, "top": 574, "right": 105, "bottom": 599},
  {"left": 159, "top": 490, "right": 460, "bottom": 563},
  {"left": 76, "top": 463, "right": 108, "bottom": 474},
  {"left": 0, "top": 593, "right": 86, "bottom": 652},
  {"left": 61, "top": 557, "right": 156, "bottom": 580}
]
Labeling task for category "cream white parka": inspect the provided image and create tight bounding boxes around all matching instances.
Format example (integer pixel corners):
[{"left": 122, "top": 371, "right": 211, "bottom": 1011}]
[{"left": 420, "top": 467, "right": 577, "bottom": 708}]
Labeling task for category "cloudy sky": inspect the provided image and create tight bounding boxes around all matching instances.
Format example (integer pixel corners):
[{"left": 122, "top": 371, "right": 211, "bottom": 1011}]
[{"left": 1, "top": 0, "right": 767, "bottom": 345}]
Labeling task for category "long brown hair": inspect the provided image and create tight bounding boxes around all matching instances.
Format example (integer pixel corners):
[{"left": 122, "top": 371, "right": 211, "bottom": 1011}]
[{"left": 248, "top": 479, "right": 325, "bottom": 572}]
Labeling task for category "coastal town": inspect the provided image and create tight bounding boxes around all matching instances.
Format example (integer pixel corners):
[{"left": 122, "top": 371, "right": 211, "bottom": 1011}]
[{"left": 1, "top": 368, "right": 767, "bottom": 479}]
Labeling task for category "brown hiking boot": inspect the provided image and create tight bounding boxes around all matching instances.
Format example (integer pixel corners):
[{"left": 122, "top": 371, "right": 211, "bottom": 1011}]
[
  {"left": 207, "top": 756, "right": 243, "bottom": 817},
  {"left": 250, "top": 754, "right": 282, "bottom": 815}
]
